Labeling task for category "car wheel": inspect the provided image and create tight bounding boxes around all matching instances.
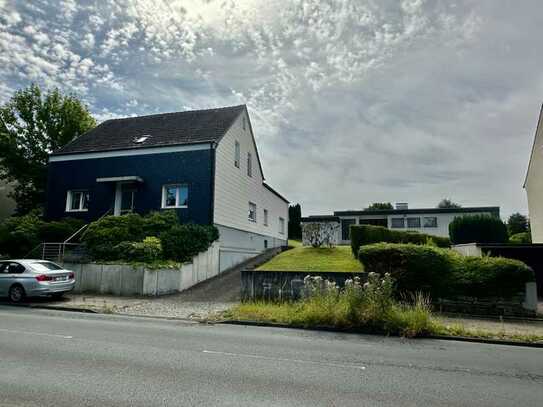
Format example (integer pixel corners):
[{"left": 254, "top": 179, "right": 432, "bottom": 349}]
[
  {"left": 8, "top": 285, "right": 26, "bottom": 303},
  {"left": 51, "top": 292, "right": 64, "bottom": 299}
]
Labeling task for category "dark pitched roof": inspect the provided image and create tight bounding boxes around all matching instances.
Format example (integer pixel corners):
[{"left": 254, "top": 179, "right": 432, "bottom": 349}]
[
  {"left": 301, "top": 215, "right": 340, "bottom": 222},
  {"left": 52, "top": 105, "right": 246, "bottom": 155},
  {"left": 334, "top": 206, "right": 500, "bottom": 217}
]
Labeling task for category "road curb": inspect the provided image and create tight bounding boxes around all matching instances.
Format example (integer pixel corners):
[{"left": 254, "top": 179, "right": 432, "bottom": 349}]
[
  {"left": 220, "top": 319, "right": 543, "bottom": 348},
  {"left": 2, "top": 303, "right": 98, "bottom": 314}
]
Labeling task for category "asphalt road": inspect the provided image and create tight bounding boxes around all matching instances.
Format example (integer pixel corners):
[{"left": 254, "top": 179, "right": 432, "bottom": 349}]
[{"left": 1, "top": 306, "right": 542, "bottom": 407}]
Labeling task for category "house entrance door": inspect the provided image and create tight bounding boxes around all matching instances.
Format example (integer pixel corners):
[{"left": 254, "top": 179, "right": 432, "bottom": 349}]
[{"left": 114, "top": 183, "right": 137, "bottom": 216}]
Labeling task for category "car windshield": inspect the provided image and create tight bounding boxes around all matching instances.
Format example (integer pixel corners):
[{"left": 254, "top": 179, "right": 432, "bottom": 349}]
[{"left": 30, "top": 261, "right": 63, "bottom": 272}]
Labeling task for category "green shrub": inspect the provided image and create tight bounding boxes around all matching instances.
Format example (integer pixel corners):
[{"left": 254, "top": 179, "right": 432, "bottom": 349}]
[
  {"left": 509, "top": 232, "right": 531, "bottom": 244},
  {"left": 81, "top": 212, "right": 179, "bottom": 259},
  {"left": 0, "top": 211, "right": 43, "bottom": 257},
  {"left": 350, "top": 225, "right": 450, "bottom": 255},
  {"left": 359, "top": 243, "right": 534, "bottom": 299},
  {"left": 38, "top": 218, "right": 86, "bottom": 242},
  {"left": 161, "top": 224, "right": 219, "bottom": 262},
  {"left": 114, "top": 236, "right": 163, "bottom": 262},
  {"left": 449, "top": 214, "right": 508, "bottom": 244}
]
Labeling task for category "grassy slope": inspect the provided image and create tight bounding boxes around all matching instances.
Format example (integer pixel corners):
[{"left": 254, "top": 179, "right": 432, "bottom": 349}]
[{"left": 257, "top": 245, "right": 363, "bottom": 272}]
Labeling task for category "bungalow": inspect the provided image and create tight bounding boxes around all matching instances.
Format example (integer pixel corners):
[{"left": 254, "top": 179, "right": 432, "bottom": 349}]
[
  {"left": 302, "top": 203, "right": 500, "bottom": 245},
  {"left": 524, "top": 104, "right": 543, "bottom": 243},
  {"left": 46, "top": 105, "right": 289, "bottom": 270}
]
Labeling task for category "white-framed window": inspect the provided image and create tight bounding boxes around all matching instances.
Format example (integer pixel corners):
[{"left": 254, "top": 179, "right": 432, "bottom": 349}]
[
  {"left": 423, "top": 217, "right": 438, "bottom": 228},
  {"left": 247, "top": 152, "right": 252, "bottom": 177},
  {"left": 234, "top": 140, "right": 240, "bottom": 168},
  {"left": 391, "top": 218, "right": 405, "bottom": 228},
  {"left": 66, "top": 190, "right": 89, "bottom": 212},
  {"left": 161, "top": 184, "right": 188, "bottom": 208},
  {"left": 263, "top": 209, "right": 268, "bottom": 226},
  {"left": 406, "top": 217, "right": 421, "bottom": 228},
  {"left": 248, "top": 202, "right": 257, "bottom": 222},
  {"left": 279, "top": 217, "right": 285, "bottom": 234}
]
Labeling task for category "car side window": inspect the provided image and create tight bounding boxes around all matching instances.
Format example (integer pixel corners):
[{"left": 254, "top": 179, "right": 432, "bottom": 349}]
[
  {"left": 8, "top": 263, "right": 25, "bottom": 274},
  {"left": 0, "top": 263, "right": 7, "bottom": 273}
]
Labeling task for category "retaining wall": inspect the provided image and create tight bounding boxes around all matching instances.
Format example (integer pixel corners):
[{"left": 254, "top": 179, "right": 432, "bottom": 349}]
[
  {"left": 241, "top": 270, "right": 366, "bottom": 301},
  {"left": 64, "top": 242, "right": 220, "bottom": 296}
]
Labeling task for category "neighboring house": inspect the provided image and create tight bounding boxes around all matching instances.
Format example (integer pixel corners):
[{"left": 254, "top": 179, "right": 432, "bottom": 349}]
[
  {"left": 524, "top": 104, "right": 543, "bottom": 243},
  {"left": 46, "top": 105, "right": 289, "bottom": 270},
  {"left": 301, "top": 203, "right": 500, "bottom": 244},
  {"left": 0, "top": 180, "right": 16, "bottom": 220}
]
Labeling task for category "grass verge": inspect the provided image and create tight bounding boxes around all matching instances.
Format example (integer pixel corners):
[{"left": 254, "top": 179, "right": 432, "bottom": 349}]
[
  {"left": 222, "top": 303, "right": 543, "bottom": 343},
  {"left": 257, "top": 245, "right": 363, "bottom": 272}
]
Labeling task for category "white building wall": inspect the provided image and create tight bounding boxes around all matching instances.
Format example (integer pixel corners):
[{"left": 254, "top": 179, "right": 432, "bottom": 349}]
[
  {"left": 213, "top": 109, "right": 289, "bottom": 269},
  {"left": 525, "top": 107, "right": 543, "bottom": 243},
  {"left": 339, "top": 210, "right": 498, "bottom": 239}
]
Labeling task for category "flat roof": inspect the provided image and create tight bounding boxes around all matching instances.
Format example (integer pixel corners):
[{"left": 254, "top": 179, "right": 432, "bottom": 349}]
[{"left": 333, "top": 206, "right": 500, "bottom": 217}]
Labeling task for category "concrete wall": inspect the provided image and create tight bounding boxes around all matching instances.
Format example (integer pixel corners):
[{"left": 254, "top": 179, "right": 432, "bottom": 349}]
[
  {"left": 64, "top": 242, "right": 220, "bottom": 296},
  {"left": 216, "top": 224, "right": 287, "bottom": 272},
  {"left": 451, "top": 243, "right": 483, "bottom": 257}
]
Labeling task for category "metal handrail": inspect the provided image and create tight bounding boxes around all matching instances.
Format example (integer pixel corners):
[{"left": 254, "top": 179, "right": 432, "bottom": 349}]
[{"left": 64, "top": 224, "right": 88, "bottom": 244}]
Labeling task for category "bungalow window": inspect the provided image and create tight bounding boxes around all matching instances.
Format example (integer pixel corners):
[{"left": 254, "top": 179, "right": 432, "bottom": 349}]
[
  {"left": 66, "top": 190, "right": 89, "bottom": 212},
  {"left": 248, "top": 202, "right": 257, "bottom": 222},
  {"left": 279, "top": 217, "right": 285, "bottom": 234},
  {"left": 406, "top": 217, "right": 421, "bottom": 228},
  {"left": 391, "top": 218, "right": 405, "bottom": 228},
  {"left": 424, "top": 217, "right": 438, "bottom": 228},
  {"left": 247, "top": 152, "right": 252, "bottom": 177},
  {"left": 161, "top": 184, "right": 188, "bottom": 208},
  {"left": 264, "top": 209, "right": 269, "bottom": 226},
  {"left": 234, "top": 141, "right": 240, "bottom": 168}
]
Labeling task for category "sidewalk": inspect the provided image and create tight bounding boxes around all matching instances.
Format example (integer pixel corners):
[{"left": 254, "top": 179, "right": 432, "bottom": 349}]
[
  {"left": 436, "top": 314, "right": 543, "bottom": 338},
  {"left": 18, "top": 294, "right": 234, "bottom": 320}
]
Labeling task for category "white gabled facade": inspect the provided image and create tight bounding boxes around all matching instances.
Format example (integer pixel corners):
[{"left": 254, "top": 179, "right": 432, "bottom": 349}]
[
  {"left": 213, "top": 108, "right": 289, "bottom": 270},
  {"left": 525, "top": 105, "right": 543, "bottom": 243}
]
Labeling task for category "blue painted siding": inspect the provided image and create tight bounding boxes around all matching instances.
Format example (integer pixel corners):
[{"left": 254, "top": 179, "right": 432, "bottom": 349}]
[{"left": 46, "top": 149, "right": 214, "bottom": 224}]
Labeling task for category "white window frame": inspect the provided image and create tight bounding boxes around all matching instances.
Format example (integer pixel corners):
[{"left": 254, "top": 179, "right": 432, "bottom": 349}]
[
  {"left": 391, "top": 217, "right": 405, "bottom": 228},
  {"left": 234, "top": 140, "right": 240, "bottom": 168},
  {"left": 279, "top": 217, "right": 285, "bottom": 235},
  {"left": 161, "top": 184, "right": 188, "bottom": 209},
  {"left": 406, "top": 217, "right": 421, "bottom": 228},
  {"left": 263, "top": 209, "right": 269, "bottom": 226},
  {"left": 247, "top": 152, "right": 252, "bottom": 177},
  {"left": 65, "top": 190, "right": 89, "bottom": 212},
  {"left": 248, "top": 202, "right": 257, "bottom": 222},
  {"left": 423, "top": 216, "right": 438, "bottom": 228}
]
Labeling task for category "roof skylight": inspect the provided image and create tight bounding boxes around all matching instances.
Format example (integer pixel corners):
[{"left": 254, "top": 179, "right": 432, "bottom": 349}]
[{"left": 133, "top": 135, "right": 150, "bottom": 144}]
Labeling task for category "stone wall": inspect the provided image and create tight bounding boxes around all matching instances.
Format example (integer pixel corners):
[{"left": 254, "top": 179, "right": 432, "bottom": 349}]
[{"left": 64, "top": 242, "right": 220, "bottom": 296}]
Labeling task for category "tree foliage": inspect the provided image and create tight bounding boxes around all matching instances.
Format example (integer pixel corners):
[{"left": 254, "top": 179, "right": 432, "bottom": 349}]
[
  {"left": 366, "top": 202, "right": 393, "bottom": 210},
  {"left": 437, "top": 198, "right": 462, "bottom": 209},
  {"left": 448, "top": 215, "right": 508, "bottom": 244},
  {"left": 0, "top": 84, "right": 96, "bottom": 214},
  {"left": 507, "top": 212, "right": 529, "bottom": 236},
  {"left": 288, "top": 203, "right": 302, "bottom": 239}
]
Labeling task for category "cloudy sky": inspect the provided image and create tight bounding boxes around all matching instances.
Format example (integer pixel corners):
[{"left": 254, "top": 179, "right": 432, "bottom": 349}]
[{"left": 1, "top": 0, "right": 541, "bottom": 218}]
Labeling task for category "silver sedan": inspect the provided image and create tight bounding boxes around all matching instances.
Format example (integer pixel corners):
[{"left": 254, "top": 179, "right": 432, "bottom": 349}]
[{"left": 0, "top": 259, "right": 75, "bottom": 303}]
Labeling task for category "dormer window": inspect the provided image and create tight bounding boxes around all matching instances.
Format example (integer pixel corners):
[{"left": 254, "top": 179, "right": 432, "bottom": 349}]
[{"left": 133, "top": 135, "right": 150, "bottom": 144}]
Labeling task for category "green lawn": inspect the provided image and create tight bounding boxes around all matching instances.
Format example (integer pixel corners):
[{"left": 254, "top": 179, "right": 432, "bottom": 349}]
[{"left": 257, "top": 245, "right": 363, "bottom": 272}]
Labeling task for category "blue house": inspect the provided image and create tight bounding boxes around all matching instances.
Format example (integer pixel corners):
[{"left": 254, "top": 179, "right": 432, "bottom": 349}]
[{"left": 46, "top": 105, "right": 289, "bottom": 270}]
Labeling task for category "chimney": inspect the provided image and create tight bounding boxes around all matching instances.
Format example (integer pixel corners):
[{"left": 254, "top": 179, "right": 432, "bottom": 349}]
[{"left": 395, "top": 202, "right": 408, "bottom": 210}]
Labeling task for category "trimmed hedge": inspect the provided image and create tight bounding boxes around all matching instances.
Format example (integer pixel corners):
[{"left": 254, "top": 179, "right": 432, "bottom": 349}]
[
  {"left": 509, "top": 232, "right": 531, "bottom": 244},
  {"left": 350, "top": 225, "right": 450, "bottom": 256},
  {"left": 81, "top": 211, "right": 178, "bottom": 260},
  {"left": 359, "top": 243, "right": 534, "bottom": 299},
  {"left": 449, "top": 214, "right": 508, "bottom": 244},
  {"left": 161, "top": 224, "right": 219, "bottom": 262},
  {"left": 81, "top": 211, "right": 219, "bottom": 262}
]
